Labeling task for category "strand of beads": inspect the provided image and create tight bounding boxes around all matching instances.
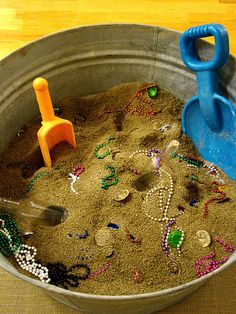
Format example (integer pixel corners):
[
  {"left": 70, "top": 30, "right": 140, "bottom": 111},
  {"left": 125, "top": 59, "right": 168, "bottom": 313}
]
[
  {"left": 0, "top": 213, "right": 21, "bottom": 256},
  {"left": 101, "top": 165, "right": 119, "bottom": 190},
  {"left": 129, "top": 148, "right": 161, "bottom": 159},
  {"left": 152, "top": 156, "right": 161, "bottom": 176},
  {"left": 131, "top": 269, "right": 142, "bottom": 283},
  {"left": 130, "top": 147, "right": 185, "bottom": 257},
  {"left": 143, "top": 161, "right": 185, "bottom": 257},
  {"left": 129, "top": 148, "right": 162, "bottom": 176},
  {"left": 127, "top": 84, "right": 158, "bottom": 116},
  {"left": 94, "top": 136, "right": 115, "bottom": 159},
  {"left": 213, "top": 236, "right": 235, "bottom": 253},
  {"left": 68, "top": 165, "right": 85, "bottom": 194},
  {"left": 75, "top": 230, "right": 89, "bottom": 239},
  {"left": 143, "top": 168, "right": 175, "bottom": 222},
  {"left": 194, "top": 252, "right": 228, "bottom": 278},
  {"left": 15, "top": 244, "right": 50, "bottom": 283},
  {"left": 124, "top": 227, "right": 142, "bottom": 244},
  {"left": 88, "top": 262, "right": 110, "bottom": 279},
  {"left": 0, "top": 213, "right": 50, "bottom": 283},
  {"left": 98, "top": 84, "right": 158, "bottom": 119},
  {"left": 203, "top": 181, "right": 226, "bottom": 218},
  {"left": 147, "top": 148, "right": 161, "bottom": 157},
  {"left": 161, "top": 219, "right": 175, "bottom": 257},
  {"left": 46, "top": 262, "right": 90, "bottom": 288},
  {"left": 161, "top": 219, "right": 185, "bottom": 258},
  {"left": 203, "top": 161, "right": 225, "bottom": 184},
  {"left": 147, "top": 148, "right": 162, "bottom": 176},
  {"left": 171, "top": 152, "right": 203, "bottom": 168},
  {"left": 25, "top": 172, "right": 47, "bottom": 193}
]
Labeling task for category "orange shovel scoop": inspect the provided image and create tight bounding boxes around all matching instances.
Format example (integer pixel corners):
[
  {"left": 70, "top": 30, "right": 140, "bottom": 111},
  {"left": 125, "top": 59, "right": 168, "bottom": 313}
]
[{"left": 33, "top": 77, "right": 76, "bottom": 168}]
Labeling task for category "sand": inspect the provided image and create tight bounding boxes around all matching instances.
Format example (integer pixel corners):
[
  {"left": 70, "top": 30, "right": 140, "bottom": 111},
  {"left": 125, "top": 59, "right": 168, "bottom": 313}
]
[{"left": 0, "top": 82, "right": 235, "bottom": 295}]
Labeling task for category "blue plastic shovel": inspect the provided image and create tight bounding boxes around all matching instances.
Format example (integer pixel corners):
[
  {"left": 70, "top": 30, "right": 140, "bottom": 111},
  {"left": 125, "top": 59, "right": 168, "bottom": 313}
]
[{"left": 180, "top": 24, "right": 236, "bottom": 181}]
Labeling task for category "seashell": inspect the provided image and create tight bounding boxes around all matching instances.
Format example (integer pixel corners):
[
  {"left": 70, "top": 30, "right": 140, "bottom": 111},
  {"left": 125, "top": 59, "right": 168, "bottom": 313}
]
[
  {"left": 114, "top": 189, "right": 130, "bottom": 202},
  {"left": 160, "top": 124, "right": 172, "bottom": 133},
  {"left": 23, "top": 231, "right": 34, "bottom": 239},
  {"left": 167, "top": 259, "right": 181, "bottom": 275},
  {"left": 95, "top": 228, "right": 114, "bottom": 247},
  {"left": 196, "top": 230, "right": 211, "bottom": 248},
  {"left": 104, "top": 246, "right": 115, "bottom": 258}
]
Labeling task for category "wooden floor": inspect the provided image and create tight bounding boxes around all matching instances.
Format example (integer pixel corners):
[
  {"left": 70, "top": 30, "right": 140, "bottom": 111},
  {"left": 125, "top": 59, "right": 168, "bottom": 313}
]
[
  {"left": 1, "top": 0, "right": 236, "bottom": 59},
  {"left": 0, "top": 1, "right": 236, "bottom": 314}
]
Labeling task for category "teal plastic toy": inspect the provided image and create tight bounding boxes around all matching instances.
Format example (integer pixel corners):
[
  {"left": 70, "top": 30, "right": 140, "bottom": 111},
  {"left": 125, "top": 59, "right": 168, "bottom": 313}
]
[{"left": 180, "top": 24, "right": 236, "bottom": 181}]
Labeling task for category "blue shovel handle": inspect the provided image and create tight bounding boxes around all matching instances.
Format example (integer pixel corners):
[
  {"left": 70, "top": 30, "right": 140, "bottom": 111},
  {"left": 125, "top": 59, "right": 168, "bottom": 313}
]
[
  {"left": 180, "top": 24, "right": 229, "bottom": 131},
  {"left": 180, "top": 23, "right": 229, "bottom": 71}
]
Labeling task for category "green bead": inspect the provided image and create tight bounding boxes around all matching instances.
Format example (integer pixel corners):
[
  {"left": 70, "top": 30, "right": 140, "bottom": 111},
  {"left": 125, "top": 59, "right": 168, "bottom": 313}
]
[
  {"left": 147, "top": 86, "right": 158, "bottom": 99},
  {"left": 53, "top": 107, "right": 61, "bottom": 115},
  {"left": 167, "top": 230, "right": 183, "bottom": 248}
]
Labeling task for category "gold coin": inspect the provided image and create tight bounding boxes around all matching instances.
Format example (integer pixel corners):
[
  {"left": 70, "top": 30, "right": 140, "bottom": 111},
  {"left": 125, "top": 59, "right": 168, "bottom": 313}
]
[
  {"left": 95, "top": 228, "right": 114, "bottom": 247},
  {"left": 196, "top": 230, "right": 211, "bottom": 248},
  {"left": 114, "top": 189, "right": 130, "bottom": 202}
]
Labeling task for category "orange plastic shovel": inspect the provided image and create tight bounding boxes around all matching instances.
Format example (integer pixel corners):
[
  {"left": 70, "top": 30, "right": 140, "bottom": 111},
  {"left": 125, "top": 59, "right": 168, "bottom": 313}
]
[{"left": 33, "top": 77, "right": 76, "bottom": 168}]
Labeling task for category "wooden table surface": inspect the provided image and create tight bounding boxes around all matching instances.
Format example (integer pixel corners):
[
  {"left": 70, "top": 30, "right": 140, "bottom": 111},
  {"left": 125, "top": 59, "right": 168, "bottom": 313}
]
[{"left": 0, "top": 1, "right": 235, "bottom": 313}]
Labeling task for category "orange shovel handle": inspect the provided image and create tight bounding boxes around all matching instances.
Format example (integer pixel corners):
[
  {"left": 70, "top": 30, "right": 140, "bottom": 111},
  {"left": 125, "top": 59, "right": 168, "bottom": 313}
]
[{"left": 33, "top": 77, "right": 56, "bottom": 122}]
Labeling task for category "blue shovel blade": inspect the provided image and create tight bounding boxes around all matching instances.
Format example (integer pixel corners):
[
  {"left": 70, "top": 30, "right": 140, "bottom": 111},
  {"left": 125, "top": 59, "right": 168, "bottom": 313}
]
[{"left": 182, "top": 95, "right": 236, "bottom": 180}]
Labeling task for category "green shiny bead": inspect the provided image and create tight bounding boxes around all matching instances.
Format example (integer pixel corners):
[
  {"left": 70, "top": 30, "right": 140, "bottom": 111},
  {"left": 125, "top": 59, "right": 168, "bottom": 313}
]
[
  {"left": 147, "top": 86, "right": 158, "bottom": 99},
  {"left": 53, "top": 107, "right": 61, "bottom": 115},
  {"left": 167, "top": 230, "right": 183, "bottom": 248}
]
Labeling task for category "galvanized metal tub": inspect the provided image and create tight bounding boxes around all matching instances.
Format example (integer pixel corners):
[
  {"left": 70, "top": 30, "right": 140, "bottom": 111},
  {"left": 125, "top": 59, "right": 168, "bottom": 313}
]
[{"left": 0, "top": 24, "right": 235, "bottom": 314}]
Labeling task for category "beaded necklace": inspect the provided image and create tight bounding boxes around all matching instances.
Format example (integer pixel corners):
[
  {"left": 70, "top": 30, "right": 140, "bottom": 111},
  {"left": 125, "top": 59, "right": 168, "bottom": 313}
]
[
  {"left": 130, "top": 149, "right": 185, "bottom": 257},
  {"left": 68, "top": 165, "right": 85, "bottom": 194},
  {"left": 88, "top": 262, "right": 109, "bottom": 279},
  {"left": 203, "top": 181, "right": 227, "bottom": 218},
  {"left": 171, "top": 153, "right": 225, "bottom": 183},
  {"left": 194, "top": 236, "right": 234, "bottom": 278},
  {"left": 143, "top": 167, "right": 184, "bottom": 257},
  {"left": 0, "top": 213, "right": 92, "bottom": 286},
  {"left": 101, "top": 165, "right": 119, "bottom": 190},
  {"left": 171, "top": 152, "right": 203, "bottom": 168},
  {"left": 94, "top": 136, "right": 115, "bottom": 159},
  {"left": 0, "top": 213, "right": 50, "bottom": 283},
  {"left": 203, "top": 161, "right": 225, "bottom": 184},
  {"left": 98, "top": 84, "right": 158, "bottom": 119},
  {"left": 194, "top": 252, "right": 228, "bottom": 278},
  {"left": 25, "top": 172, "right": 47, "bottom": 193}
]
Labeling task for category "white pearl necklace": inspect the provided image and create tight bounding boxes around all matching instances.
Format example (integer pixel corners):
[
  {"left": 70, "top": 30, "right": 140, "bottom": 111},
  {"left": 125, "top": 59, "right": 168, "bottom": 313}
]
[
  {"left": 130, "top": 148, "right": 186, "bottom": 257},
  {"left": 0, "top": 218, "right": 50, "bottom": 283},
  {"left": 15, "top": 244, "right": 50, "bottom": 283},
  {"left": 68, "top": 173, "right": 79, "bottom": 194},
  {"left": 143, "top": 168, "right": 175, "bottom": 222},
  {"left": 129, "top": 149, "right": 159, "bottom": 159}
]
